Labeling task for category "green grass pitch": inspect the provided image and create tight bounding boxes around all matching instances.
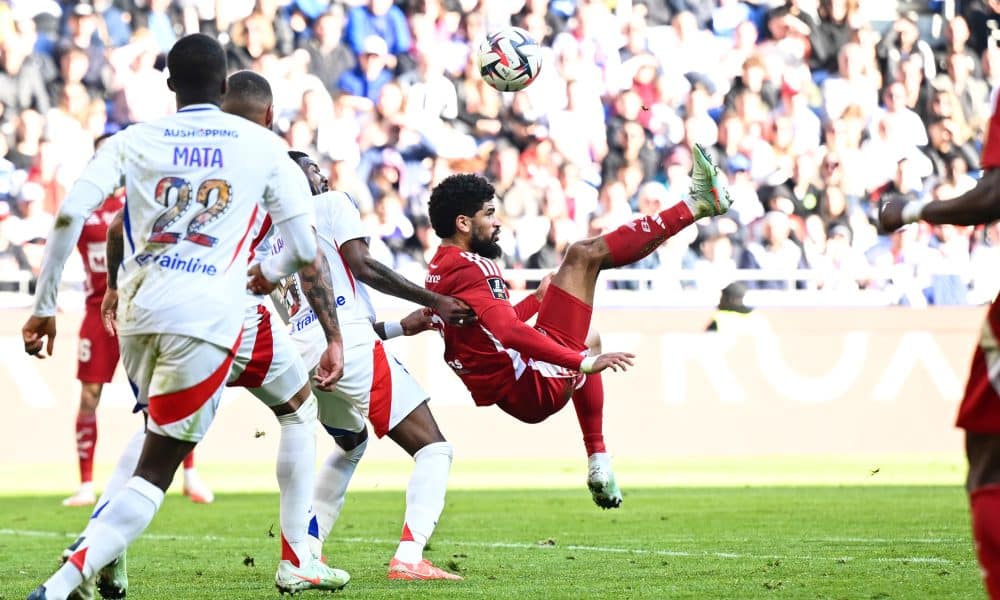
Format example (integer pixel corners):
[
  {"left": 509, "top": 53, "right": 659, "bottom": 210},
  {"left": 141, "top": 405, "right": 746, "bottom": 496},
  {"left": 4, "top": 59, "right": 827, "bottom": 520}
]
[{"left": 0, "top": 474, "right": 983, "bottom": 599}]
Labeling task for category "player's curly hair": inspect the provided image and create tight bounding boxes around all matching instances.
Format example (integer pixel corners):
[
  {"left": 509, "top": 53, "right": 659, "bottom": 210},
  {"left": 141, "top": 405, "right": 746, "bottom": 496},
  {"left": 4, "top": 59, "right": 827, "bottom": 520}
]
[{"left": 428, "top": 173, "right": 495, "bottom": 239}]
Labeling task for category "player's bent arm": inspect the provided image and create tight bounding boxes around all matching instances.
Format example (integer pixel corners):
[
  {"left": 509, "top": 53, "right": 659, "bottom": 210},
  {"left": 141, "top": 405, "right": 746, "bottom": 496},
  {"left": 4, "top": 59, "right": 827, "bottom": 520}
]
[
  {"left": 477, "top": 303, "right": 589, "bottom": 372},
  {"left": 33, "top": 180, "right": 106, "bottom": 316},
  {"left": 259, "top": 213, "right": 318, "bottom": 283},
  {"left": 297, "top": 248, "right": 342, "bottom": 343},
  {"left": 105, "top": 210, "right": 124, "bottom": 290},
  {"left": 340, "top": 238, "right": 442, "bottom": 308},
  {"left": 921, "top": 169, "right": 1000, "bottom": 225},
  {"left": 888, "top": 169, "right": 1000, "bottom": 229}
]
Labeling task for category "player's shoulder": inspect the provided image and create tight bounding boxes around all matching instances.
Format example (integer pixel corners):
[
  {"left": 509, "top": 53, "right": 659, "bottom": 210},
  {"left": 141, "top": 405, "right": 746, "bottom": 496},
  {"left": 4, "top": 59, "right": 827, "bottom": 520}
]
[{"left": 313, "top": 190, "right": 357, "bottom": 211}]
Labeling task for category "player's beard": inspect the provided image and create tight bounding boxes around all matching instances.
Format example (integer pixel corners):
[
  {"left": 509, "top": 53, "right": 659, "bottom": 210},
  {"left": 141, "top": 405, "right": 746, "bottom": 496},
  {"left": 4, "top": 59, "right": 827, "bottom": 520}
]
[{"left": 470, "top": 230, "right": 503, "bottom": 259}]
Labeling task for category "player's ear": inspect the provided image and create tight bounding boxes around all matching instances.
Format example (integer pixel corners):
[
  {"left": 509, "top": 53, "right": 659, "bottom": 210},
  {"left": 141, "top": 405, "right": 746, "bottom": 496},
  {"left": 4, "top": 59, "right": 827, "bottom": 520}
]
[
  {"left": 166, "top": 77, "right": 175, "bottom": 92},
  {"left": 219, "top": 77, "right": 228, "bottom": 98},
  {"left": 265, "top": 103, "right": 274, "bottom": 129},
  {"left": 456, "top": 214, "right": 471, "bottom": 234}
]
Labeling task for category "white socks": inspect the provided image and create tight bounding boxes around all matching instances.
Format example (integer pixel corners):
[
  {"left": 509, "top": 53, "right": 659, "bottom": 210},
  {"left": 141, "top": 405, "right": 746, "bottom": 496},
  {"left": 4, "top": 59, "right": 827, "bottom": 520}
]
[
  {"left": 394, "top": 441, "right": 453, "bottom": 565},
  {"left": 310, "top": 437, "right": 367, "bottom": 557},
  {"left": 92, "top": 429, "right": 146, "bottom": 514},
  {"left": 275, "top": 395, "right": 317, "bottom": 566},
  {"left": 46, "top": 477, "right": 164, "bottom": 598}
]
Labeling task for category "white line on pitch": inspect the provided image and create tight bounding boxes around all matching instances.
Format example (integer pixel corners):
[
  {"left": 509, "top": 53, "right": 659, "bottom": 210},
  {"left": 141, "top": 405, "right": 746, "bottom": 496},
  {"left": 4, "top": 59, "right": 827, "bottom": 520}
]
[{"left": 0, "top": 529, "right": 963, "bottom": 565}]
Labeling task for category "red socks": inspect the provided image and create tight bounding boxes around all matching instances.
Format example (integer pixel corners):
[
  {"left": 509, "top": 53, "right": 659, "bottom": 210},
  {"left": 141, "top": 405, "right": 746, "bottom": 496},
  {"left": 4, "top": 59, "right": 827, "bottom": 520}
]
[
  {"left": 572, "top": 374, "right": 606, "bottom": 455},
  {"left": 183, "top": 452, "right": 195, "bottom": 470},
  {"left": 602, "top": 202, "right": 694, "bottom": 268},
  {"left": 972, "top": 485, "right": 1000, "bottom": 599},
  {"left": 75, "top": 414, "right": 98, "bottom": 484}
]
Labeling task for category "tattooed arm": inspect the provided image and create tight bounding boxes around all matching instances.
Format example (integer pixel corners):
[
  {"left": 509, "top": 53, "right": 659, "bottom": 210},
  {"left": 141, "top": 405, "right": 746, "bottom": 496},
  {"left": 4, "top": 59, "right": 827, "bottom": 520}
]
[
  {"left": 339, "top": 238, "right": 475, "bottom": 325},
  {"left": 298, "top": 242, "right": 344, "bottom": 389},
  {"left": 298, "top": 250, "right": 342, "bottom": 343}
]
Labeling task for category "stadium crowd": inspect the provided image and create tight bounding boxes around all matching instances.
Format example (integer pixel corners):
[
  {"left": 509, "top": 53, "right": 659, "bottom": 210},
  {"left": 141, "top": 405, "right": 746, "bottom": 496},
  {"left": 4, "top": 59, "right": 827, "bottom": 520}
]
[{"left": 0, "top": 0, "right": 998, "bottom": 305}]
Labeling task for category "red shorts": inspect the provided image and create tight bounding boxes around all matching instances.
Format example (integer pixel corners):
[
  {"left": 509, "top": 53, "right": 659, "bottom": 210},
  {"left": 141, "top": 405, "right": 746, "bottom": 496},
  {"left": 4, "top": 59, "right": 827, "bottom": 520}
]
[
  {"left": 497, "top": 284, "right": 591, "bottom": 424},
  {"left": 77, "top": 306, "right": 120, "bottom": 384},
  {"left": 956, "top": 347, "right": 1000, "bottom": 433}
]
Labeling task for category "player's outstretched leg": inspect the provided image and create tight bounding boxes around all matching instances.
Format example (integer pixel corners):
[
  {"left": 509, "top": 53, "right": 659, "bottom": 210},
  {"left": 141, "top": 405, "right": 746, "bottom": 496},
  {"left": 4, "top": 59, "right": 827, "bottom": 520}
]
[
  {"left": 181, "top": 451, "right": 214, "bottom": 504},
  {"left": 967, "top": 432, "right": 1000, "bottom": 598},
  {"left": 571, "top": 374, "right": 622, "bottom": 509},
  {"left": 271, "top": 392, "right": 350, "bottom": 594},
  {"left": 64, "top": 384, "right": 102, "bottom": 507},
  {"left": 385, "top": 403, "right": 461, "bottom": 581},
  {"left": 309, "top": 429, "right": 368, "bottom": 560}
]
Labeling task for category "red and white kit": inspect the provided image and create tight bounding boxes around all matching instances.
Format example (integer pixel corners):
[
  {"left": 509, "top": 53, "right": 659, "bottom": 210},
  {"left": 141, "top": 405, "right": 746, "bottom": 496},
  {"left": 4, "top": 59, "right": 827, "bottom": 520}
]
[
  {"left": 272, "top": 191, "right": 426, "bottom": 438},
  {"left": 76, "top": 189, "right": 124, "bottom": 383},
  {"left": 425, "top": 245, "right": 592, "bottom": 423}
]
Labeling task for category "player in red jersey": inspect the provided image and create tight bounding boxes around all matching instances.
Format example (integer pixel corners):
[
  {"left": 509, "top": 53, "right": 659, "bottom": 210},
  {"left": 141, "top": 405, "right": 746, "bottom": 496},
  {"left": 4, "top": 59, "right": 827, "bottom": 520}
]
[
  {"left": 63, "top": 133, "right": 212, "bottom": 508},
  {"left": 424, "top": 145, "right": 730, "bottom": 508},
  {"left": 881, "top": 70, "right": 1000, "bottom": 599}
]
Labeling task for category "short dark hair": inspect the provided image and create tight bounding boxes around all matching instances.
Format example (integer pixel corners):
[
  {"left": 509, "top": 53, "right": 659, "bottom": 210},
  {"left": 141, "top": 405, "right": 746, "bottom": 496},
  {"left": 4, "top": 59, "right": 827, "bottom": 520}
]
[
  {"left": 287, "top": 150, "right": 311, "bottom": 163},
  {"left": 428, "top": 173, "right": 495, "bottom": 238},
  {"left": 167, "top": 34, "right": 227, "bottom": 94},
  {"left": 226, "top": 70, "right": 272, "bottom": 106}
]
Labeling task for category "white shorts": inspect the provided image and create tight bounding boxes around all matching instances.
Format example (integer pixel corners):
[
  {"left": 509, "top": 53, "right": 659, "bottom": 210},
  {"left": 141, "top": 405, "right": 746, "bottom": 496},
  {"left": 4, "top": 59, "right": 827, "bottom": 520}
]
[
  {"left": 121, "top": 333, "right": 239, "bottom": 442},
  {"left": 227, "top": 303, "right": 309, "bottom": 407},
  {"left": 316, "top": 339, "right": 428, "bottom": 438}
]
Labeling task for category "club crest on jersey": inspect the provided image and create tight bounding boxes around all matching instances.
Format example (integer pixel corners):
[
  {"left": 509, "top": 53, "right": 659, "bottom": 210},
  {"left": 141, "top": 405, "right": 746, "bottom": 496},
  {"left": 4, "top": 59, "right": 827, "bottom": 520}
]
[{"left": 487, "top": 277, "right": 508, "bottom": 300}]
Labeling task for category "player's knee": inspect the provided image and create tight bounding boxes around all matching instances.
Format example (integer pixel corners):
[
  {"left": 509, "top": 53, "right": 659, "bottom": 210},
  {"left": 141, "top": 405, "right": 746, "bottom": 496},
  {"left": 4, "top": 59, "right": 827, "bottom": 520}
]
[
  {"left": 967, "top": 432, "right": 1000, "bottom": 491},
  {"left": 414, "top": 440, "right": 453, "bottom": 463},
  {"left": 563, "top": 239, "right": 604, "bottom": 269},
  {"left": 334, "top": 428, "right": 369, "bottom": 452},
  {"left": 80, "top": 384, "right": 102, "bottom": 412},
  {"left": 277, "top": 394, "right": 317, "bottom": 426}
]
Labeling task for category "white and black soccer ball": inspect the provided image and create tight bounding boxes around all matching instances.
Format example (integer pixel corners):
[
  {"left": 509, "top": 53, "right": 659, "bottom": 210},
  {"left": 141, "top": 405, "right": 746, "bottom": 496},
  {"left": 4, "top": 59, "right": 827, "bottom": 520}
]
[{"left": 476, "top": 27, "right": 543, "bottom": 92}]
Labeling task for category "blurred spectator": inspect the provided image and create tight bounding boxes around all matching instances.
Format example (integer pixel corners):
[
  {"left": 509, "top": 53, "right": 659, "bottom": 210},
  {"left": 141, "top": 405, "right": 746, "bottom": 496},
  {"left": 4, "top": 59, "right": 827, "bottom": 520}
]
[
  {"left": 338, "top": 35, "right": 394, "bottom": 105},
  {"left": 2, "top": 0, "right": 997, "bottom": 306},
  {"left": 303, "top": 5, "right": 355, "bottom": 92},
  {"left": 346, "top": 0, "right": 412, "bottom": 68}
]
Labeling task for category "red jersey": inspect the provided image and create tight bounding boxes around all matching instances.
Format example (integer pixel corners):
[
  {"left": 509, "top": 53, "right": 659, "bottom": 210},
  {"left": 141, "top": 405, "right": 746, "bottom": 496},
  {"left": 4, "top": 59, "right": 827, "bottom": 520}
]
[
  {"left": 425, "top": 245, "right": 585, "bottom": 406},
  {"left": 957, "top": 92, "right": 1000, "bottom": 431},
  {"left": 77, "top": 189, "right": 125, "bottom": 306}
]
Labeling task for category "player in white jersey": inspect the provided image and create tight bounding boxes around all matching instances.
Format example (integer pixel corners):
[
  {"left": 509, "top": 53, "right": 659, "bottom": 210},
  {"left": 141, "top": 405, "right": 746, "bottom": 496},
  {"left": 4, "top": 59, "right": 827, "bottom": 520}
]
[
  {"left": 83, "top": 70, "right": 348, "bottom": 598},
  {"left": 22, "top": 35, "right": 342, "bottom": 600},
  {"left": 248, "top": 151, "right": 475, "bottom": 580}
]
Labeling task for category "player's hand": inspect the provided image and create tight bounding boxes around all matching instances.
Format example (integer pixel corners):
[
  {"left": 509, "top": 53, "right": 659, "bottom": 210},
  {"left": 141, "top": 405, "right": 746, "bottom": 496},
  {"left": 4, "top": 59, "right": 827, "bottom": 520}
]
[
  {"left": 587, "top": 352, "right": 636, "bottom": 374},
  {"left": 22, "top": 315, "right": 56, "bottom": 359},
  {"left": 247, "top": 264, "right": 277, "bottom": 295},
  {"left": 534, "top": 272, "right": 553, "bottom": 302},
  {"left": 101, "top": 288, "right": 119, "bottom": 337},
  {"left": 878, "top": 197, "right": 907, "bottom": 233},
  {"left": 433, "top": 295, "right": 476, "bottom": 327},
  {"left": 313, "top": 338, "right": 344, "bottom": 391},
  {"left": 401, "top": 308, "right": 436, "bottom": 335}
]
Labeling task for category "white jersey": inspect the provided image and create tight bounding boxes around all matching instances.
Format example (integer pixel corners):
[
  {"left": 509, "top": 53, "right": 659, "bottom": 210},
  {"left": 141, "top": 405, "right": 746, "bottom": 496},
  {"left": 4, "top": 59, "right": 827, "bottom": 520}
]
[
  {"left": 81, "top": 104, "right": 313, "bottom": 348},
  {"left": 245, "top": 212, "right": 275, "bottom": 306},
  {"left": 273, "top": 191, "right": 375, "bottom": 367}
]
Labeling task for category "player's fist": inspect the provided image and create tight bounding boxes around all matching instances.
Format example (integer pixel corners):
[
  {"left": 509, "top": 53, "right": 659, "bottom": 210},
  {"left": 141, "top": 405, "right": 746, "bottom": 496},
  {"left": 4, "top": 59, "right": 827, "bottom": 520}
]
[
  {"left": 314, "top": 339, "right": 344, "bottom": 391},
  {"left": 247, "top": 264, "right": 277, "bottom": 295},
  {"left": 22, "top": 315, "right": 56, "bottom": 358},
  {"left": 401, "top": 308, "right": 435, "bottom": 336},
  {"left": 101, "top": 289, "right": 119, "bottom": 336},
  {"left": 582, "top": 352, "right": 635, "bottom": 374},
  {"left": 878, "top": 196, "right": 908, "bottom": 233},
  {"left": 434, "top": 295, "right": 476, "bottom": 327}
]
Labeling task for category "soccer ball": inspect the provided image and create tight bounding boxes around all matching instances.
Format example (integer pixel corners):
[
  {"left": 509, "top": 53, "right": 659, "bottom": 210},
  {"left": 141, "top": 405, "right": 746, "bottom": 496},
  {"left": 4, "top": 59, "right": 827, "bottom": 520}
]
[{"left": 477, "top": 27, "right": 543, "bottom": 92}]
